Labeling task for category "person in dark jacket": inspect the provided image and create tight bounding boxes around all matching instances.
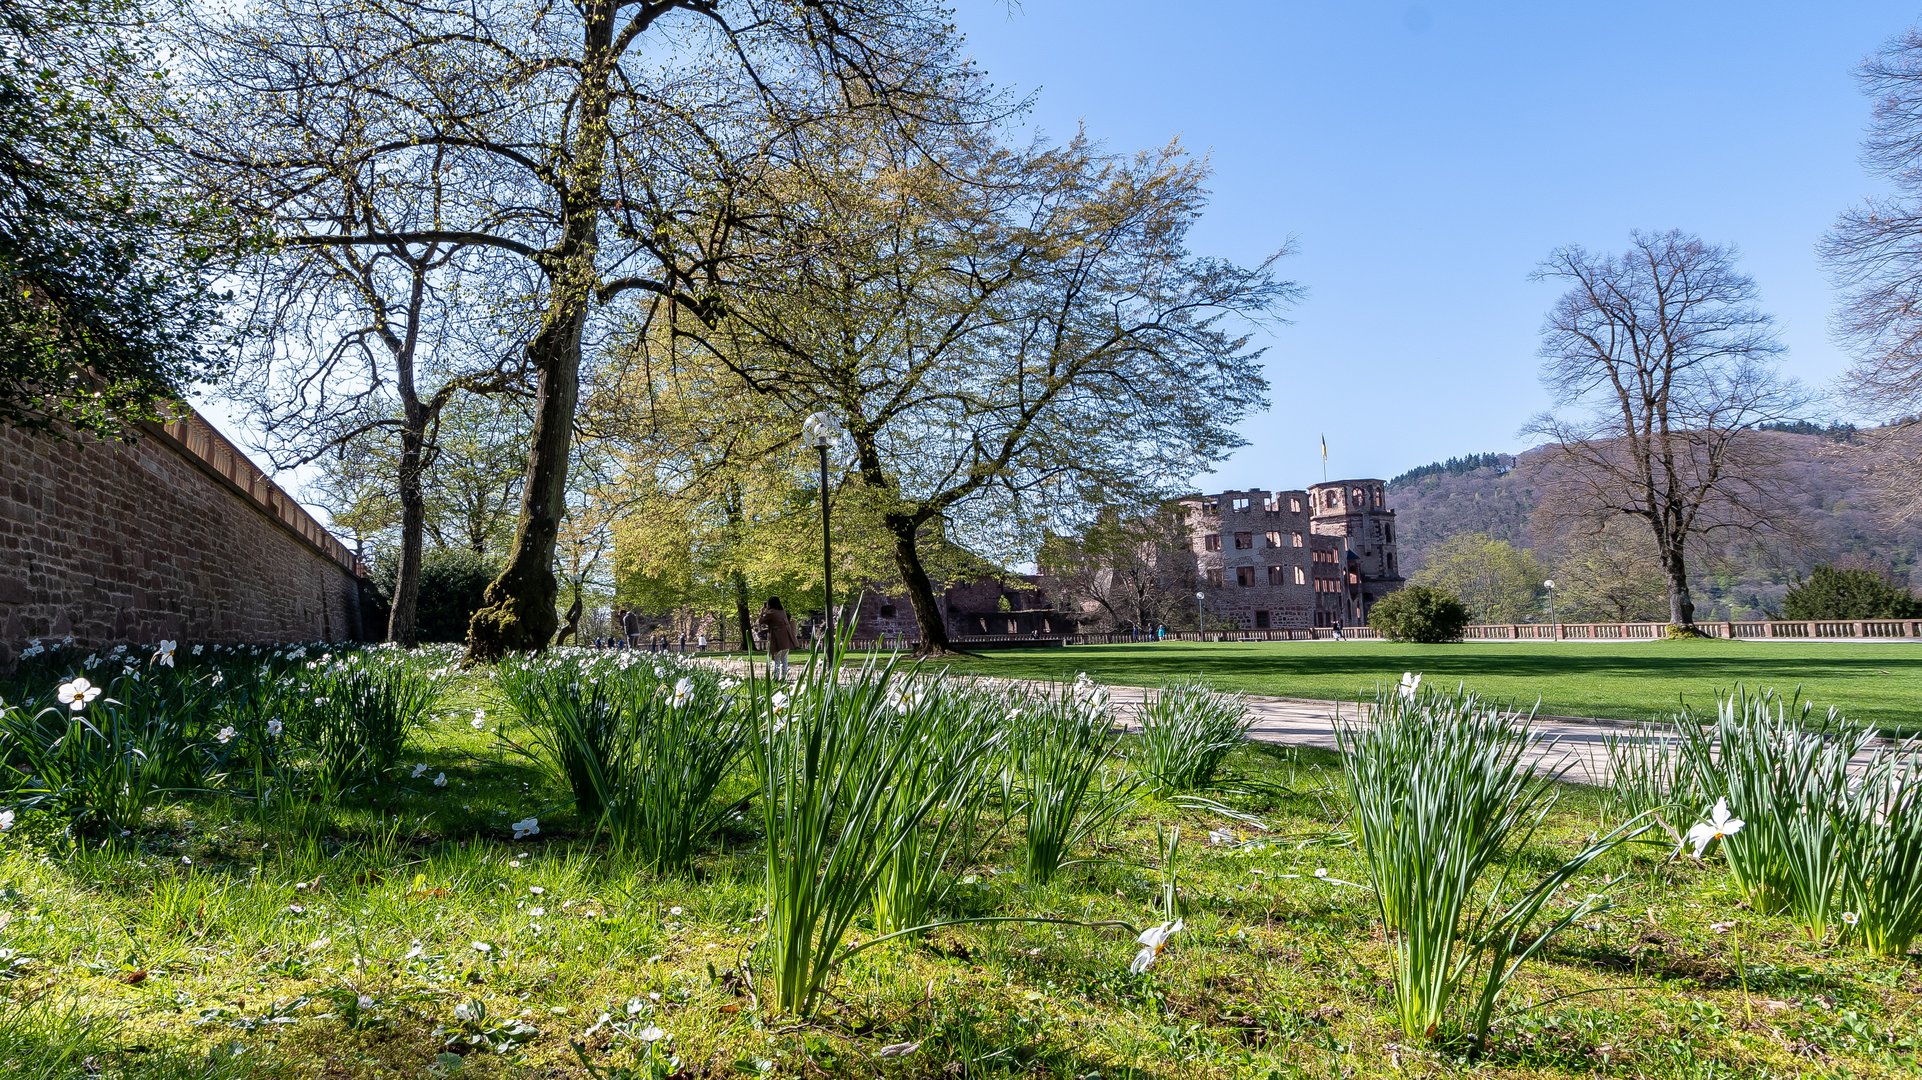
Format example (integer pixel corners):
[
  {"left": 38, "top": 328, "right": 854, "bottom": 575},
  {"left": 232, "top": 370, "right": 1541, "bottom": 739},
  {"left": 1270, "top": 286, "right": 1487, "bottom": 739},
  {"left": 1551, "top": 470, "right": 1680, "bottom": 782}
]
[{"left": 757, "top": 596, "right": 801, "bottom": 679}]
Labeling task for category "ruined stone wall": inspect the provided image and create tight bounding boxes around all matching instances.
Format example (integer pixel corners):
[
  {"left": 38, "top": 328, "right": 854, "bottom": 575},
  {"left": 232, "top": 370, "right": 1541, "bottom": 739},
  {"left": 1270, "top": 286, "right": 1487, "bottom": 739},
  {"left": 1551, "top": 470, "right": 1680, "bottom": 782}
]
[
  {"left": 1181, "top": 488, "right": 1318, "bottom": 630},
  {"left": 1, "top": 412, "right": 366, "bottom": 662}
]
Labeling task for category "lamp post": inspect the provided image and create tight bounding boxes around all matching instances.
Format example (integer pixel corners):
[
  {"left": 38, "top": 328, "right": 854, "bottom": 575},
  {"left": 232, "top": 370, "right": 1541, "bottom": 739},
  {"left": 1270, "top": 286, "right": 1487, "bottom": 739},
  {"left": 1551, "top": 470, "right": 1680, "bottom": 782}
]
[
  {"left": 801, "top": 410, "right": 847, "bottom": 640},
  {"left": 1544, "top": 579, "right": 1557, "bottom": 629},
  {"left": 1195, "top": 591, "right": 1205, "bottom": 639}
]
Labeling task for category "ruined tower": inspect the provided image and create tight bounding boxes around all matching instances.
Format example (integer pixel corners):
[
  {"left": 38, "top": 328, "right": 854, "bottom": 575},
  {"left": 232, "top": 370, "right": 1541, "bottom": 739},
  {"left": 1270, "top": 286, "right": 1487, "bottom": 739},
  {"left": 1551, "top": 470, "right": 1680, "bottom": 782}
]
[{"left": 1307, "top": 479, "right": 1403, "bottom": 626}]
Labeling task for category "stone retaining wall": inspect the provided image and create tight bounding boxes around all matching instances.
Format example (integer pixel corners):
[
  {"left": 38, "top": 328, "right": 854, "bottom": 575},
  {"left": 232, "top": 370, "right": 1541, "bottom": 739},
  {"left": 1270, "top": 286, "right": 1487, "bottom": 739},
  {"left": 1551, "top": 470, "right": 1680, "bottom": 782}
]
[{"left": 0, "top": 411, "right": 366, "bottom": 664}]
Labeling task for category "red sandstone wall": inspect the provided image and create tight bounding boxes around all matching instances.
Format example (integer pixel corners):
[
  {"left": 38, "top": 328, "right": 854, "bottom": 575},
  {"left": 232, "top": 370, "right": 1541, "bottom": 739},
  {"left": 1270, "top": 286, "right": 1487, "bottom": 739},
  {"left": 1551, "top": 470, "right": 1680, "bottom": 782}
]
[{"left": 0, "top": 416, "right": 365, "bottom": 661}]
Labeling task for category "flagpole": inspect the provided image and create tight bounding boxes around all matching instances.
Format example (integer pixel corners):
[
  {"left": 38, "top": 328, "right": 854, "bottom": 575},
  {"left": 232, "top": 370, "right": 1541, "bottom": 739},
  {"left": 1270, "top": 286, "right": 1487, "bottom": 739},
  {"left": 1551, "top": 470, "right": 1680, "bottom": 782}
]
[{"left": 1320, "top": 433, "right": 1328, "bottom": 483}]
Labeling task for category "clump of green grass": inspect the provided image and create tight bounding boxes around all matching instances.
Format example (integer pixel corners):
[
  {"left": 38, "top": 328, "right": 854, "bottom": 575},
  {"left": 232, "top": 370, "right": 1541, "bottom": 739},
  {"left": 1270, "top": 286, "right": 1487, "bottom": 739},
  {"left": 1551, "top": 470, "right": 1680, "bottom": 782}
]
[
  {"left": 1004, "top": 676, "right": 1138, "bottom": 886},
  {"left": 752, "top": 651, "right": 1001, "bottom": 1017},
  {"left": 1839, "top": 750, "right": 1922, "bottom": 957},
  {"left": 1336, "top": 679, "right": 1644, "bottom": 1051},
  {"left": 1675, "top": 688, "right": 1868, "bottom": 939},
  {"left": 1135, "top": 680, "right": 1251, "bottom": 793},
  {"left": 497, "top": 653, "right": 749, "bottom": 871}
]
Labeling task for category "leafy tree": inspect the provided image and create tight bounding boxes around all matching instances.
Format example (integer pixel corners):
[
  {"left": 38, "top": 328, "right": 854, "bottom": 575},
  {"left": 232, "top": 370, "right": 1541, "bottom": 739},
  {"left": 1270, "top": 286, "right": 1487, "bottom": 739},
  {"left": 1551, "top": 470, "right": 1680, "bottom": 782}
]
[
  {"left": 1408, "top": 533, "right": 1546, "bottom": 624},
  {"left": 1781, "top": 566, "right": 1921, "bottom": 620},
  {"left": 1039, "top": 505, "right": 1199, "bottom": 633},
  {"left": 683, "top": 121, "right": 1294, "bottom": 652},
  {"left": 1, "top": 0, "right": 226, "bottom": 435},
  {"left": 1539, "top": 519, "right": 1669, "bottom": 622},
  {"left": 177, "top": 0, "right": 979, "bottom": 659},
  {"left": 1529, "top": 230, "right": 1804, "bottom": 629},
  {"left": 1368, "top": 585, "right": 1469, "bottom": 644}
]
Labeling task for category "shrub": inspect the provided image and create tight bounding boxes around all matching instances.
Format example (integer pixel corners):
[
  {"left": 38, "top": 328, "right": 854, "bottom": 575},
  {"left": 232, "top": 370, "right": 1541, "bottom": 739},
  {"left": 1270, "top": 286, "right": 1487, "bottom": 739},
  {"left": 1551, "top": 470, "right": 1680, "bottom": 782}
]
[
  {"left": 1136, "top": 681, "right": 1251, "bottom": 793},
  {"left": 1782, "top": 565, "right": 1921, "bottom": 620},
  {"left": 1368, "top": 585, "right": 1470, "bottom": 642},
  {"left": 1335, "top": 681, "right": 1643, "bottom": 1050},
  {"left": 379, "top": 548, "right": 497, "bottom": 643}
]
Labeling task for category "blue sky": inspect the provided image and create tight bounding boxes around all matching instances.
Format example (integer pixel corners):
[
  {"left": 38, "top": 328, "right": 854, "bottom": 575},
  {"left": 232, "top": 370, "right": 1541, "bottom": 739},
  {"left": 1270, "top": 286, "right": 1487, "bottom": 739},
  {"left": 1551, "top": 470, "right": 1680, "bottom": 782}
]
[{"left": 948, "top": 0, "right": 1920, "bottom": 487}]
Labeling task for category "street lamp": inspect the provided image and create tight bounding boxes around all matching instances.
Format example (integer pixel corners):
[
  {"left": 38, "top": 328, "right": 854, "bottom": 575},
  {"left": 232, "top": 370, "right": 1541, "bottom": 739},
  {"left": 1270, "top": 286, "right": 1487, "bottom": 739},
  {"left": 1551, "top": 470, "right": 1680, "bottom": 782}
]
[
  {"left": 1544, "top": 579, "right": 1557, "bottom": 627},
  {"left": 1195, "top": 591, "right": 1205, "bottom": 639},
  {"left": 802, "top": 410, "right": 848, "bottom": 641}
]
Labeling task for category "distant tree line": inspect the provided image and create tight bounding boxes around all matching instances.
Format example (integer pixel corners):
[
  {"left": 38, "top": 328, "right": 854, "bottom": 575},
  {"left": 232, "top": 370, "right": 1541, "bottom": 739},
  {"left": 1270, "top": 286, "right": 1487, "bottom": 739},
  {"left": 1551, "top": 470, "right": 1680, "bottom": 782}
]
[{"left": 1389, "top": 453, "right": 1512, "bottom": 488}]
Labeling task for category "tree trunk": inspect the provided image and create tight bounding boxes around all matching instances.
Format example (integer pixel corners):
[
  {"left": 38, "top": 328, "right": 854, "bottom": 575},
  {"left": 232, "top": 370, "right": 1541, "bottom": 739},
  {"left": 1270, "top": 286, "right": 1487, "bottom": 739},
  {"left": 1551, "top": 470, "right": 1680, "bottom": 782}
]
[
  {"left": 1661, "top": 544, "right": 1696, "bottom": 627},
  {"left": 465, "top": 308, "right": 583, "bottom": 658},
  {"left": 886, "top": 512, "right": 950, "bottom": 654},
  {"left": 387, "top": 420, "right": 427, "bottom": 647},
  {"left": 732, "top": 570, "right": 752, "bottom": 653}
]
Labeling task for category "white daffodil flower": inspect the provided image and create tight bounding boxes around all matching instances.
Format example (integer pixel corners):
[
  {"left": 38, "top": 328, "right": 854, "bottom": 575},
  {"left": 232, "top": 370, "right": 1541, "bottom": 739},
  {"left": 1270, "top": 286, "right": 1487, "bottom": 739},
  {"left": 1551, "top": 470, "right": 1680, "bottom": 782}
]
[
  {"left": 154, "top": 640, "right": 177, "bottom": 667},
  {"left": 670, "top": 677, "right": 694, "bottom": 709},
  {"left": 0, "top": 809, "right": 14, "bottom": 832},
  {"left": 412, "top": 763, "right": 429, "bottom": 778},
  {"left": 267, "top": 719, "right": 284, "bottom": 737},
  {"left": 511, "top": 816, "right": 540, "bottom": 840},
  {"left": 1685, "top": 797, "right": 1745, "bottom": 859},
  {"left": 216, "top": 726, "right": 237, "bottom": 744},
  {"left": 433, "top": 772, "right": 448, "bottom": 788},
  {"left": 1129, "top": 917, "right": 1184, "bottom": 973},
  {"left": 1842, "top": 911, "right": 1860, "bottom": 927},
  {"left": 56, "top": 678, "right": 100, "bottom": 712},
  {"left": 1397, "top": 671, "right": 1422, "bottom": 701},
  {"left": 639, "top": 1025, "right": 667, "bottom": 1043}
]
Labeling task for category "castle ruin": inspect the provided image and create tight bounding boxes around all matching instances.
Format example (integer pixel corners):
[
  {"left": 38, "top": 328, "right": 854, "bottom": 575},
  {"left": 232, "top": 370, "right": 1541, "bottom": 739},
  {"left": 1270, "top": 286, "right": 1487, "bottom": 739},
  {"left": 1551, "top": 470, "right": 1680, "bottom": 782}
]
[{"left": 1179, "top": 479, "right": 1403, "bottom": 630}]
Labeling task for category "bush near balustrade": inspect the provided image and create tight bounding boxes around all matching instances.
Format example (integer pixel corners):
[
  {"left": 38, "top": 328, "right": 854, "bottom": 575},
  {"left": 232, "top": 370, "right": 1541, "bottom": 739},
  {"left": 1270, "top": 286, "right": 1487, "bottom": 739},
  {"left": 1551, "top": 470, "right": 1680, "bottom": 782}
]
[
  {"left": 1367, "top": 585, "right": 1470, "bottom": 643},
  {"left": 1335, "top": 679, "right": 1646, "bottom": 1051}
]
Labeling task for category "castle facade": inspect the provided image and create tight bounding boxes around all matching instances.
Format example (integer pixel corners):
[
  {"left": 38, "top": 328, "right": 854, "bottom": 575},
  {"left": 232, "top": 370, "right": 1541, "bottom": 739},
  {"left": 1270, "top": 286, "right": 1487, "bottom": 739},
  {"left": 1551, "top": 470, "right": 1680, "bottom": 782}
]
[{"left": 1179, "top": 479, "right": 1403, "bottom": 630}]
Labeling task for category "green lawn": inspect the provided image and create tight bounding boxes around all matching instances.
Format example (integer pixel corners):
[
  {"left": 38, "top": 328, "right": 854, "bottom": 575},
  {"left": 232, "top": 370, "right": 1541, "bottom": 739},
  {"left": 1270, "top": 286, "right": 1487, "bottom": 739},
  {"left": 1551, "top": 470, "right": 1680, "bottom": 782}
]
[
  {"left": 925, "top": 639, "right": 1922, "bottom": 731},
  {"left": 6, "top": 649, "right": 1922, "bottom": 1077}
]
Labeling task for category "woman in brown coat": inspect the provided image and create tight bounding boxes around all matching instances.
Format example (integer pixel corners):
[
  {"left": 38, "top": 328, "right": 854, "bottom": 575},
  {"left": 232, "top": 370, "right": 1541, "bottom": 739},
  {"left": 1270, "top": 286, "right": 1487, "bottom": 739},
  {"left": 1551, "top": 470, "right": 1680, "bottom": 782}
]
[{"left": 757, "top": 596, "right": 800, "bottom": 679}]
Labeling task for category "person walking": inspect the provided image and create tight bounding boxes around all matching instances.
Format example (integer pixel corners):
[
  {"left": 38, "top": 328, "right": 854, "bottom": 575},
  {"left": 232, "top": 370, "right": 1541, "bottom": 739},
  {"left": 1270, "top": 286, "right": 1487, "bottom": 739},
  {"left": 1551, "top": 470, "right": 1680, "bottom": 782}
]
[
  {"left": 621, "top": 608, "right": 641, "bottom": 648},
  {"left": 757, "top": 596, "right": 800, "bottom": 680}
]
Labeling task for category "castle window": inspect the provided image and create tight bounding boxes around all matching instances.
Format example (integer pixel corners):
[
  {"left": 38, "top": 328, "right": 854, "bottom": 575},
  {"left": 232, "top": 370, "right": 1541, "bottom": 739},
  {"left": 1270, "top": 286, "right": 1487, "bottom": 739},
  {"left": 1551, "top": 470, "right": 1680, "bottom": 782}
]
[
  {"left": 1290, "top": 497, "right": 1301, "bottom": 513},
  {"left": 1234, "top": 532, "right": 1254, "bottom": 549},
  {"left": 1232, "top": 497, "right": 1251, "bottom": 512},
  {"left": 1267, "top": 565, "right": 1284, "bottom": 585},
  {"left": 1385, "top": 524, "right": 1395, "bottom": 543},
  {"left": 1236, "top": 566, "right": 1256, "bottom": 587},
  {"left": 1352, "top": 486, "right": 1364, "bottom": 503},
  {"left": 1292, "top": 531, "right": 1303, "bottom": 547},
  {"left": 880, "top": 604, "right": 897, "bottom": 618},
  {"left": 1324, "top": 490, "right": 1337, "bottom": 508},
  {"left": 1204, "top": 534, "right": 1221, "bottom": 552},
  {"left": 1373, "top": 488, "right": 1383, "bottom": 507},
  {"left": 1294, "top": 566, "right": 1307, "bottom": 586},
  {"left": 1205, "top": 569, "right": 1223, "bottom": 587},
  {"left": 1254, "top": 610, "right": 1271, "bottom": 629},
  {"left": 1264, "top": 530, "right": 1282, "bottom": 547}
]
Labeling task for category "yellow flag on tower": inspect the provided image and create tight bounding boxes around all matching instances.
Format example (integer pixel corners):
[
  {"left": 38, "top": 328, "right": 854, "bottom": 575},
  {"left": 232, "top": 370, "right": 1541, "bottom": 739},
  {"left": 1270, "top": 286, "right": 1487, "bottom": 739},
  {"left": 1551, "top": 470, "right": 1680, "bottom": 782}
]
[{"left": 1320, "top": 433, "right": 1327, "bottom": 462}]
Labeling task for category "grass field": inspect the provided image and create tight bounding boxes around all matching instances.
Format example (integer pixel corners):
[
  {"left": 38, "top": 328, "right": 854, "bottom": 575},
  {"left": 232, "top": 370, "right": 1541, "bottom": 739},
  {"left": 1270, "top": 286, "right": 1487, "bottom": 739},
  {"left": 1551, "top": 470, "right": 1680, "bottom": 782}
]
[
  {"left": 925, "top": 639, "right": 1922, "bottom": 732},
  {"left": 6, "top": 713, "right": 1922, "bottom": 1078}
]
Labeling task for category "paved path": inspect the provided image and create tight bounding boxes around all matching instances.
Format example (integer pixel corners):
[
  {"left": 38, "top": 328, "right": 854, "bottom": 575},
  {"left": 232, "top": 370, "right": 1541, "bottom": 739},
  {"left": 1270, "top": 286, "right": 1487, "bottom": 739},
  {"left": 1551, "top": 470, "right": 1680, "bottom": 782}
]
[{"left": 695, "top": 657, "right": 1896, "bottom": 787}]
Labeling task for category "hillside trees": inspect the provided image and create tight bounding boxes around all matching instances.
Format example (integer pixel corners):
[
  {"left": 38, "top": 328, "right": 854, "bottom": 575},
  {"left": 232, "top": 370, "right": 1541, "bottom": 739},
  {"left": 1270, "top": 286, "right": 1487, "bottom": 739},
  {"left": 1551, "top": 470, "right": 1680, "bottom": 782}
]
[
  {"left": 670, "top": 121, "right": 1293, "bottom": 652},
  {"left": 1407, "top": 533, "right": 1544, "bottom": 624},
  {"left": 1529, "top": 231, "right": 1803, "bottom": 629},
  {"left": 1, "top": 0, "right": 227, "bottom": 435},
  {"left": 176, "top": 0, "right": 975, "bottom": 659}
]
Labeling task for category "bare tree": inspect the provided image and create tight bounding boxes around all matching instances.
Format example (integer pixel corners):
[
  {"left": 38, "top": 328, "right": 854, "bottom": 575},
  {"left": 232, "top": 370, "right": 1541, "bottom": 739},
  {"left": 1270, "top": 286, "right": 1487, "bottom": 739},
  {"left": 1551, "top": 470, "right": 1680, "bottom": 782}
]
[
  {"left": 178, "top": 0, "right": 976, "bottom": 658},
  {"left": 1823, "top": 26, "right": 1922, "bottom": 520},
  {"left": 1038, "top": 505, "right": 1198, "bottom": 633},
  {"left": 1527, "top": 230, "right": 1803, "bottom": 628}
]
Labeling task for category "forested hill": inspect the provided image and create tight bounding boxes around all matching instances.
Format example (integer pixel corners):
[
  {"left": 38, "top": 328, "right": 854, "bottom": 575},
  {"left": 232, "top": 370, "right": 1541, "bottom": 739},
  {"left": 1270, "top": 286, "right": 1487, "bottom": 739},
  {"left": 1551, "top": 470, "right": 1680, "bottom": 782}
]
[{"left": 1385, "top": 428, "right": 1922, "bottom": 617}]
